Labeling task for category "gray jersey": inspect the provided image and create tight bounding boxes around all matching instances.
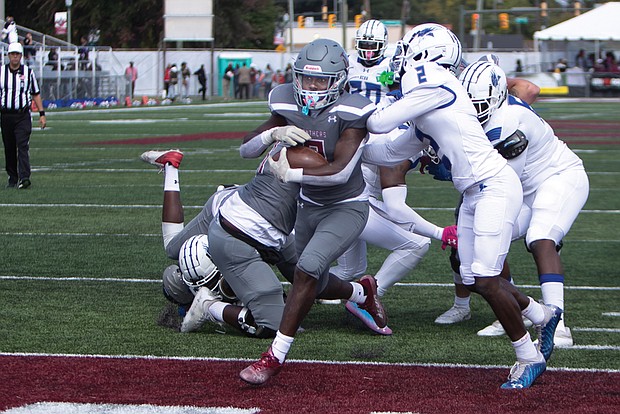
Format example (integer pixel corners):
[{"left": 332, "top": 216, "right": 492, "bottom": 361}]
[
  {"left": 269, "top": 83, "right": 374, "bottom": 205},
  {"left": 238, "top": 164, "right": 299, "bottom": 236}
]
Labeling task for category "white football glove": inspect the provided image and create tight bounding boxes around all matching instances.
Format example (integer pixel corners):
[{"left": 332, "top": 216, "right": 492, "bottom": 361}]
[
  {"left": 267, "top": 147, "right": 303, "bottom": 183},
  {"left": 269, "top": 126, "right": 311, "bottom": 147}
]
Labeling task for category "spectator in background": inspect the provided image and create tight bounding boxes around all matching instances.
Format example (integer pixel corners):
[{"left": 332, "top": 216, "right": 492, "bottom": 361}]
[
  {"left": 263, "top": 64, "right": 273, "bottom": 98},
  {"left": 515, "top": 59, "right": 523, "bottom": 74},
  {"left": 168, "top": 64, "right": 179, "bottom": 101},
  {"left": 194, "top": 64, "right": 207, "bottom": 100},
  {"left": 284, "top": 63, "right": 293, "bottom": 83},
  {"left": 125, "top": 61, "right": 138, "bottom": 98},
  {"left": 1, "top": 16, "right": 17, "bottom": 44},
  {"left": 47, "top": 47, "right": 60, "bottom": 70},
  {"left": 163, "top": 64, "right": 172, "bottom": 98},
  {"left": 23, "top": 33, "right": 36, "bottom": 64},
  {"left": 180, "top": 62, "right": 191, "bottom": 99},
  {"left": 78, "top": 36, "right": 89, "bottom": 70},
  {"left": 575, "top": 49, "right": 587, "bottom": 70},
  {"left": 233, "top": 63, "right": 241, "bottom": 99},
  {"left": 222, "top": 63, "right": 234, "bottom": 100},
  {"left": 237, "top": 62, "right": 251, "bottom": 100},
  {"left": 254, "top": 69, "right": 264, "bottom": 99},
  {"left": 249, "top": 64, "right": 257, "bottom": 98},
  {"left": 272, "top": 69, "right": 285, "bottom": 87},
  {"left": 604, "top": 51, "right": 619, "bottom": 72}
]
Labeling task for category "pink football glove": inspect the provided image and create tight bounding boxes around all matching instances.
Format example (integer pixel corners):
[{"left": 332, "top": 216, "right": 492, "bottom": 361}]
[{"left": 441, "top": 225, "right": 458, "bottom": 250}]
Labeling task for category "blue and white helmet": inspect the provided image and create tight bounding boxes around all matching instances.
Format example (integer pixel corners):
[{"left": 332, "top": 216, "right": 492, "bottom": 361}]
[
  {"left": 178, "top": 234, "right": 221, "bottom": 289},
  {"left": 459, "top": 61, "right": 508, "bottom": 125},
  {"left": 293, "top": 38, "right": 349, "bottom": 111},
  {"left": 400, "top": 23, "right": 462, "bottom": 75},
  {"left": 355, "top": 19, "right": 388, "bottom": 65}
]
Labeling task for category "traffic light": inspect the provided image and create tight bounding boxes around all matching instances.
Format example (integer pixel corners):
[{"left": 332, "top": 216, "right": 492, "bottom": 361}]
[
  {"left": 471, "top": 13, "right": 479, "bottom": 31},
  {"left": 355, "top": 14, "right": 363, "bottom": 28},
  {"left": 297, "top": 15, "right": 304, "bottom": 28},
  {"left": 540, "top": 1, "right": 548, "bottom": 17},
  {"left": 499, "top": 13, "right": 509, "bottom": 30},
  {"left": 328, "top": 14, "right": 336, "bottom": 28}
]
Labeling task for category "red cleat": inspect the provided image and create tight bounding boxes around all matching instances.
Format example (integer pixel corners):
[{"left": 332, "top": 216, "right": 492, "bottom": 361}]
[
  {"left": 239, "top": 347, "right": 283, "bottom": 385},
  {"left": 358, "top": 275, "right": 388, "bottom": 328},
  {"left": 140, "top": 149, "right": 184, "bottom": 169}
]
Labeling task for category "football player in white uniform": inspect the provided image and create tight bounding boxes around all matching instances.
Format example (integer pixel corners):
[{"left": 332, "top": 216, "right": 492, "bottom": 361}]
[
  {"left": 328, "top": 20, "right": 455, "bottom": 335},
  {"left": 347, "top": 19, "right": 391, "bottom": 104},
  {"left": 364, "top": 24, "right": 562, "bottom": 389},
  {"left": 456, "top": 61, "right": 589, "bottom": 346}
]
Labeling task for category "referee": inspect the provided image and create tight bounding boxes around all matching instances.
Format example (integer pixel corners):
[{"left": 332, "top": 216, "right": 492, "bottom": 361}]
[{"left": 1, "top": 42, "right": 46, "bottom": 189}]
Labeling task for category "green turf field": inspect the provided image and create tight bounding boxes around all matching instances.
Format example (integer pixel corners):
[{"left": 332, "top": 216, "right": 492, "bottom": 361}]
[{"left": 1, "top": 99, "right": 618, "bottom": 371}]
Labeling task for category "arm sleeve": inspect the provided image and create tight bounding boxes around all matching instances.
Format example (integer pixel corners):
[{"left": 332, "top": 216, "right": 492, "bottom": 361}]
[
  {"left": 382, "top": 186, "right": 444, "bottom": 240},
  {"left": 362, "top": 127, "right": 426, "bottom": 166},
  {"left": 299, "top": 141, "right": 365, "bottom": 186},
  {"left": 239, "top": 130, "right": 272, "bottom": 159}
]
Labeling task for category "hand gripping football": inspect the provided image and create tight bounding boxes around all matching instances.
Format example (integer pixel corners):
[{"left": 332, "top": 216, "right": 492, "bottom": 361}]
[{"left": 273, "top": 146, "right": 327, "bottom": 169}]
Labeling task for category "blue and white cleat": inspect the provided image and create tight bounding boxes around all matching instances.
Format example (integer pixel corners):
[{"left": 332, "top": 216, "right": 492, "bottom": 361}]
[
  {"left": 500, "top": 360, "right": 546, "bottom": 389},
  {"left": 537, "top": 304, "right": 563, "bottom": 361},
  {"left": 345, "top": 301, "right": 392, "bottom": 335}
]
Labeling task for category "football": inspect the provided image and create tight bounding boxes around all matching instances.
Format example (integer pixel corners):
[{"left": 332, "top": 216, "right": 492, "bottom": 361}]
[{"left": 274, "top": 146, "right": 327, "bottom": 169}]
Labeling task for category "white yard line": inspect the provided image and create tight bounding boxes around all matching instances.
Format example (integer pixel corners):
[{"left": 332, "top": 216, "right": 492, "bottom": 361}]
[{"left": 0, "top": 351, "right": 618, "bottom": 373}]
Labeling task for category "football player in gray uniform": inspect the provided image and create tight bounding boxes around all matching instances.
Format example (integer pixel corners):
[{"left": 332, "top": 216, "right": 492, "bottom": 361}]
[
  {"left": 141, "top": 149, "right": 293, "bottom": 339},
  {"left": 239, "top": 39, "right": 384, "bottom": 385}
]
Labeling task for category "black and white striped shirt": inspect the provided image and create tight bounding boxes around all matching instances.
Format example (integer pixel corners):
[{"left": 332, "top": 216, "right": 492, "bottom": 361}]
[{"left": 0, "top": 64, "right": 40, "bottom": 112}]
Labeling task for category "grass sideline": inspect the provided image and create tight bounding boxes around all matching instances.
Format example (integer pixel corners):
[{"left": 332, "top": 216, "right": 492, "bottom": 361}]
[{"left": 0, "top": 100, "right": 619, "bottom": 372}]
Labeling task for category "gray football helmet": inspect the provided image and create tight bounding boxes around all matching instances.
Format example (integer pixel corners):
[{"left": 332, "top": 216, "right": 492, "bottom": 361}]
[{"left": 293, "top": 38, "right": 349, "bottom": 111}]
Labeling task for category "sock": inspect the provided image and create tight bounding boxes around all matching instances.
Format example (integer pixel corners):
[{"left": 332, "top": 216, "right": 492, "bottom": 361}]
[
  {"left": 521, "top": 297, "right": 546, "bottom": 325},
  {"left": 162, "top": 222, "right": 184, "bottom": 250},
  {"left": 207, "top": 301, "right": 229, "bottom": 324},
  {"left": 271, "top": 331, "right": 294, "bottom": 363},
  {"left": 539, "top": 274, "right": 565, "bottom": 311},
  {"left": 512, "top": 332, "right": 543, "bottom": 363},
  {"left": 454, "top": 295, "right": 470, "bottom": 309},
  {"left": 348, "top": 282, "right": 366, "bottom": 304},
  {"left": 164, "top": 164, "right": 180, "bottom": 192}
]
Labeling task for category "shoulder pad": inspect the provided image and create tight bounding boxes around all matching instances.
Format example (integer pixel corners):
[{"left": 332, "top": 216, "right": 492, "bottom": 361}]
[
  {"left": 401, "top": 62, "right": 449, "bottom": 93},
  {"left": 330, "top": 92, "right": 375, "bottom": 122},
  {"left": 494, "top": 129, "right": 528, "bottom": 159}
]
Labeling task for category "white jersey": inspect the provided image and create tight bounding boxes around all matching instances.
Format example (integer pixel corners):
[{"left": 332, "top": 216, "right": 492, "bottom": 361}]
[
  {"left": 367, "top": 62, "right": 507, "bottom": 193},
  {"left": 484, "top": 95, "right": 585, "bottom": 197},
  {"left": 347, "top": 55, "right": 391, "bottom": 105}
]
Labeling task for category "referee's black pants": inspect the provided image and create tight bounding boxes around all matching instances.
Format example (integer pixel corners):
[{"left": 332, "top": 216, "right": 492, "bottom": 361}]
[{"left": 1, "top": 112, "right": 32, "bottom": 185}]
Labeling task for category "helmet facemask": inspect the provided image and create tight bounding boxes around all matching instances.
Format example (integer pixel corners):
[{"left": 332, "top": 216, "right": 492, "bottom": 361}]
[
  {"left": 355, "top": 20, "right": 388, "bottom": 65},
  {"left": 293, "top": 39, "right": 349, "bottom": 114},
  {"left": 459, "top": 61, "right": 508, "bottom": 126}
]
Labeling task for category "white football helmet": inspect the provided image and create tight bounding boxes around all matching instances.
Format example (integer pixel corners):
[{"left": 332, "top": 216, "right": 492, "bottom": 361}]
[
  {"left": 355, "top": 19, "right": 388, "bottom": 65},
  {"left": 293, "top": 38, "right": 348, "bottom": 111},
  {"left": 401, "top": 23, "right": 462, "bottom": 75},
  {"left": 178, "top": 234, "right": 221, "bottom": 289},
  {"left": 458, "top": 61, "right": 508, "bottom": 126}
]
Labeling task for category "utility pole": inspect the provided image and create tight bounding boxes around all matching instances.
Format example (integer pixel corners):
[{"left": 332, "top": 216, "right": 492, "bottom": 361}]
[
  {"left": 288, "top": 0, "right": 294, "bottom": 52},
  {"left": 401, "top": 0, "right": 410, "bottom": 38},
  {"left": 66, "top": 0, "right": 73, "bottom": 45},
  {"left": 473, "top": 0, "right": 483, "bottom": 51}
]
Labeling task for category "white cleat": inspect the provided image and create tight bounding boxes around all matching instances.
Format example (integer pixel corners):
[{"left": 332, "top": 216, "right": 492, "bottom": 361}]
[
  {"left": 434, "top": 305, "right": 471, "bottom": 325},
  {"left": 553, "top": 326, "right": 574, "bottom": 348},
  {"left": 477, "top": 317, "right": 534, "bottom": 337},
  {"left": 180, "top": 287, "right": 221, "bottom": 333}
]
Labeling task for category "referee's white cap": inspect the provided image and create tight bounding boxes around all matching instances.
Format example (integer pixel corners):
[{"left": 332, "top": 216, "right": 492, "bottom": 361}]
[{"left": 8, "top": 42, "right": 23, "bottom": 54}]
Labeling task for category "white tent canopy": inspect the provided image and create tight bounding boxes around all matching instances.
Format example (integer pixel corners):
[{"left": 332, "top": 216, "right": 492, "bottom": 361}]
[{"left": 534, "top": 2, "right": 620, "bottom": 41}]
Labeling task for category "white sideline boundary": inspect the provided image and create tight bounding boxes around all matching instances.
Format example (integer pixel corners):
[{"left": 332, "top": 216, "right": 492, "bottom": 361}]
[
  {"left": 1, "top": 274, "right": 620, "bottom": 291},
  {"left": 1, "top": 351, "right": 618, "bottom": 374}
]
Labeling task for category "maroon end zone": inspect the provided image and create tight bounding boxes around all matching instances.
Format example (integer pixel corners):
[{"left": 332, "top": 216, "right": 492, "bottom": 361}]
[{"left": 1, "top": 355, "right": 618, "bottom": 413}]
